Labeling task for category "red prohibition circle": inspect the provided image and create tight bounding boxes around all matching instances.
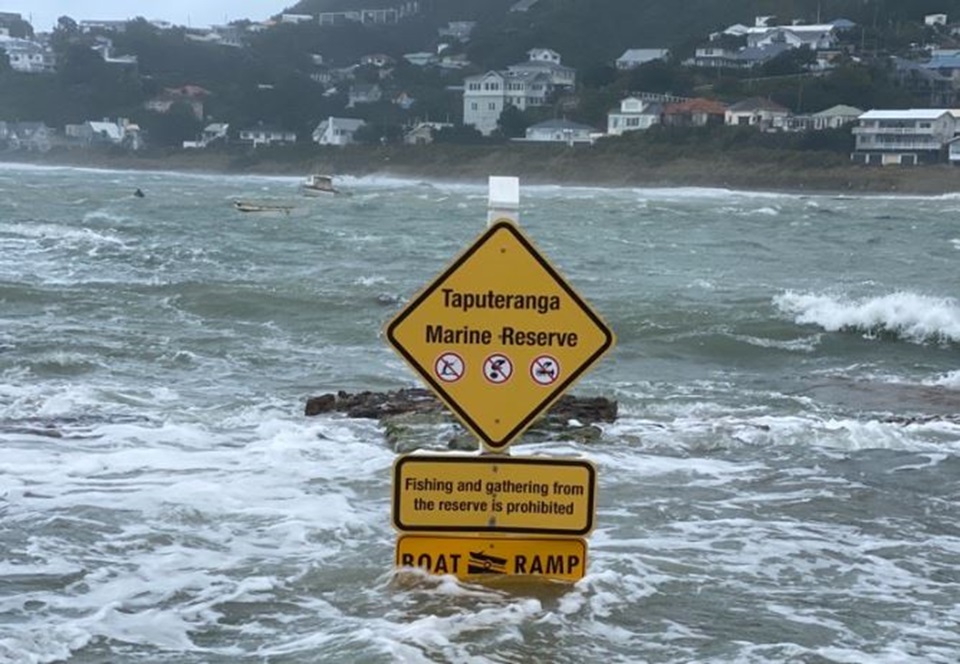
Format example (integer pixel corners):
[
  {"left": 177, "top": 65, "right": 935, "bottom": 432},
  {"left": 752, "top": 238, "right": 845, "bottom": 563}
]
[
  {"left": 434, "top": 352, "right": 465, "bottom": 383},
  {"left": 529, "top": 355, "right": 560, "bottom": 386},
  {"left": 483, "top": 353, "right": 513, "bottom": 384}
]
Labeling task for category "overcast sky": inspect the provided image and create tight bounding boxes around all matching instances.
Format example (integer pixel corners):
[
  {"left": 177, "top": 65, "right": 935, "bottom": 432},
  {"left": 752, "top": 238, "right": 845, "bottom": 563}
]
[{"left": 8, "top": 1, "right": 291, "bottom": 33}]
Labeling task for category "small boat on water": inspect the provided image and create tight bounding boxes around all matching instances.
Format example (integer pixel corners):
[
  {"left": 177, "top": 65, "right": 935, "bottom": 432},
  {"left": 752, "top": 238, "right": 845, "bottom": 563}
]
[
  {"left": 233, "top": 200, "right": 294, "bottom": 214},
  {"left": 301, "top": 174, "right": 342, "bottom": 197}
]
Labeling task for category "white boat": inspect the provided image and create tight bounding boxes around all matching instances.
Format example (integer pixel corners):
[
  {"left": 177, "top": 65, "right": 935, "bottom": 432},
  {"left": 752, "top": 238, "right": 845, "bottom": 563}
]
[{"left": 301, "top": 174, "right": 341, "bottom": 197}]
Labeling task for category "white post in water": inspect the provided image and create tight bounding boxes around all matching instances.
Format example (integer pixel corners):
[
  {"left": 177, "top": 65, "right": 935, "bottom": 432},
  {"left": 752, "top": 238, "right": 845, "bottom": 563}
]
[
  {"left": 485, "top": 175, "right": 519, "bottom": 458},
  {"left": 487, "top": 176, "right": 519, "bottom": 226}
]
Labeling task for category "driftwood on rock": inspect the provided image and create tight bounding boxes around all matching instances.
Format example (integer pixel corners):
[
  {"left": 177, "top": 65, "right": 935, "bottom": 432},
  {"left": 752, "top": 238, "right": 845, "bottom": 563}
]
[{"left": 304, "top": 388, "right": 617, "bottom": 452}]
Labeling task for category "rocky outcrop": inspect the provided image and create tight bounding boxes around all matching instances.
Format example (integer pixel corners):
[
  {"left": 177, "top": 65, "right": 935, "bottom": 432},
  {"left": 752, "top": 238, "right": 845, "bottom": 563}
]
[{"left": 305, "top": 388, "right": 617, "bottom": 452}]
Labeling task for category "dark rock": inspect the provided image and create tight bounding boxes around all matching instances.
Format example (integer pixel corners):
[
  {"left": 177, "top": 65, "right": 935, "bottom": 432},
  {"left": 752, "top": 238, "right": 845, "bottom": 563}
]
[
  {"left": 305, "top": 388, "right": 618, "bottom": 451},
  {"left": 305, "top": 388, "right": 616, "bottom": 423}
]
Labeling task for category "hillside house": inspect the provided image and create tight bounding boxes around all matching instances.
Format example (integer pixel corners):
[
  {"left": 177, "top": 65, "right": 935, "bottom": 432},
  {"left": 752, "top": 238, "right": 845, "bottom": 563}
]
[
  {"left": 507, "top": 49, "right": 575, "bottom": 87},
  {"left": 725, "top": 97, "right": 790, "bottom": 130},
  {"left": 312, "top": 117, "right": 366, "bottom": 146},
  {"left": 661, "top": 98, "right": 727, "bottom": 127},
  {"left": 851, "top": 109, "right": 958, "bottom": 165},
  {"left": 144, "top": 86, "right": 209, "bottom": 120},
  {"left": 780, "top": 104, "right": 863, "bottom": 132},
  {"left": 463, "top": 71, "right": 508, "bottom": 136},
  {"left": 318, "top": 2, "right": 420, "bottom": 26},
  {"left": 184, "top": 123, "right": 230, "bottom": 148},
  {"left": 0, "top": 121, "right": 55, "bottom": 151},
  {"left": 438, "top": 21, "right": 476, "bottom": 42},
  {"left": 616, "top": 49, "right": 670, "bottom": 70},
  {"left": 348, "top": 83, "right": 382, "bottom": 107},
  {"left": 744, "top": 24, "right": 839, "bottom": 51},
  {"left": 607, "top": 97, "right": 662, "bottom": 135},
  {"left": 404, "top": 121, "right": 453, "bottom": 145},
  {"left": 523, "top": 119, "right": 595, "bottom": 144},
  {"left": 238, "top": 124, "right": 297, "bottom": 147},
  {"left": 463, "top": 49, "right": 575, "bottom": 136},
  {"left": 0, "top": 36, "right": 56, "bottom": 73}
]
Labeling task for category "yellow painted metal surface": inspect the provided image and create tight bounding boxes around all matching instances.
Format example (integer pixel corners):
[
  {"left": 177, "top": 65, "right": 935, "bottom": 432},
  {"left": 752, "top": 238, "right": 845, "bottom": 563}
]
[
  {"left": 396, "top": 534, "right": 588, "bottom": 582},
  {"left": 385, "top": 220, "right": 615, "bottom": 451},
  {"left": 392, "top": 454, "right": 596, "bottom": 536}
]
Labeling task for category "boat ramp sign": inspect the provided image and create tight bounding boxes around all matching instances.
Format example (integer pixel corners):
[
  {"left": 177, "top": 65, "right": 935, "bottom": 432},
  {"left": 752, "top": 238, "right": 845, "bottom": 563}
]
[
  {"left": 385, "top": 219, "right": 615, "bottom": 451},
  {"left": 396, "top": 535, "right": 588, "bottom": 582},
  {"left": 392, "top": 454, "right": 596, "bottom": 536}
]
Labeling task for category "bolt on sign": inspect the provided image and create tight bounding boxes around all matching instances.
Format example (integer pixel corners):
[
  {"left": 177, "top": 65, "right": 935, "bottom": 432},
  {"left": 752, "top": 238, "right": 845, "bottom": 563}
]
[
  {"left": 385, "top": 219, "right": 615, "bottom": 451},
  {"left": 392, "top": 454, "right": 597, "bottom": 536},
  {"left": 396, "top": 534, "right": 588, "bottom": 582}
]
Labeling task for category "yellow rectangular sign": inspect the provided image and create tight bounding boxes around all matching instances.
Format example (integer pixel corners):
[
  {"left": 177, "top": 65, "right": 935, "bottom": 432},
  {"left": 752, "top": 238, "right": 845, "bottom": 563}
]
[
  {"left": 396, "top": 535, "right": 588, "bottom": 582},
  {"left": 392, "top": 454, "right": 596, "bottom": 536}
]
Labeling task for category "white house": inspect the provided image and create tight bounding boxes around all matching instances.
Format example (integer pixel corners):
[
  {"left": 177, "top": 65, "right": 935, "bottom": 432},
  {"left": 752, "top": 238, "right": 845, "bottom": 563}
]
[
  {"left": 725, "top": 97, "right": 790, "bottom": 130},
  {"left": 607, "top": 97, "right": 662, "bottom": 135},
  {"left": 281, "top": 14, "right": 314, "bottom": 24},
  {"left": 0, "top": 36, "right": 56, "bottom": 73},
  {"left": 522, "top": 119, "right": 595, "bottom": 144},
  {"left": 506, "top": 51, "right": 575, "bottom": 87},
  {"left": 462, "top": 71, "right": 508, "bottom": 136},
  {"left": 615, "top": 49, "right": 670, "bottom": 69},
  {"left": 743, "top": 23, "right": 839, "bottom": 51},
  {"left": 238, "top": 124, "right": 297, "bottom": 147},
  {"left": 462, "top": 49, "right": 575, "bottom": 135},
  {"left": 526, "top": 48, "right": 560, "bottom": 64},
  {"left": 925, "top": 14, "right": 948, "bottom": 27},
  {"left": 780, "top": 104, "right": 863, "bottom": 132},
  {"left": 852, "top": 108, "right": 958, "bottom": 165},
  {"left": 947, "top": 135, "right": 960, "bottom": 164},
  {"left": 312, "top": 116, "right": 366, "bottom": 146},
  {"left": 404, "top": 121, "right": 453, "bottom": 145}
]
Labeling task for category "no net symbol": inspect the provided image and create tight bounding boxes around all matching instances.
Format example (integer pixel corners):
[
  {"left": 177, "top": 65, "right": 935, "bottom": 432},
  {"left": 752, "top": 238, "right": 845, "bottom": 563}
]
[
  {"left": 434, "top": 352, "right": 465, "bottom": 383},
  {"left": 483, "top": 354, "right": 513, "bottom": 384},
  {"left": 530, "top": 355, "right": 560, "bottom": 386}
]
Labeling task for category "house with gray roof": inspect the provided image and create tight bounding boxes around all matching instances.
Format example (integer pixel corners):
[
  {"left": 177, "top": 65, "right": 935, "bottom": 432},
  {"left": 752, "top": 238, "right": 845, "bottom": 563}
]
[
  {"left": 852, "top": 108, "right": 958, "bottom": 165},
  {"left": 312, "top": 116, "right": 366, "bottom": 146},
  {"left": 780, "top": 104, "right": 863, "bottom": 132},
  {"left": 725, "top": 97, "right": 790, "bottom": 131},
  {"left": 607, "top": 97, "right": 662, "bottom": 136},
  {"left": 522, "top": 119, "right": 596, "bottom": 144},
  {"left": 462, "top": 49, "right": 575, "bottom": 136},
  {"left": 616, "top": 49, "right": 670, "bottom": 70}
]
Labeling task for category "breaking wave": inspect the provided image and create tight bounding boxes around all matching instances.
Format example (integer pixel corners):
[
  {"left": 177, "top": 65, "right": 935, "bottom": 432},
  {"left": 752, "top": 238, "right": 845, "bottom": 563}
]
[{"left": 773, "top": 291, "right": 960, "bottom": 344}]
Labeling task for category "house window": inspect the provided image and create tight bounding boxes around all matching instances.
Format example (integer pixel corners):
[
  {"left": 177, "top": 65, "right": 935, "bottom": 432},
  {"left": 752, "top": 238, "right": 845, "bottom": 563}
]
[
  {"left": 488, "top": 102, "right": 496, "bottom": 110},
  {"left": 471, "top": 103, "right": 478, "bottom": 110}
]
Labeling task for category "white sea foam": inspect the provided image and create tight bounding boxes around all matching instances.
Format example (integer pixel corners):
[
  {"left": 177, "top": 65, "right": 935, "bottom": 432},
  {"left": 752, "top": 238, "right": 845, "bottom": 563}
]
[
  {"left": 774, "top": 290, "right": 960, "bottom": 344},
  {"left": 925, "top": 370, "right": 960, "bottom": 390}
]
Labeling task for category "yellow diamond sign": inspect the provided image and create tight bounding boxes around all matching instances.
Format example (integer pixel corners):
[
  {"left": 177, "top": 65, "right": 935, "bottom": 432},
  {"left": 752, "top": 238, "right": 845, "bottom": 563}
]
[{"left": 386, "top": 220, "right": 615, "bottom": 451}]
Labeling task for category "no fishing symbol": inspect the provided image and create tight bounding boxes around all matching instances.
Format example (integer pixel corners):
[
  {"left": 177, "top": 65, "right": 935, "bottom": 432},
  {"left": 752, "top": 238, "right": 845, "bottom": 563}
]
[
  {"left": 483, "top": 354, "right": 513, "bottom": 384},
  {"left": 434, "top": 352, "right": 465, "bottom": 383},
  {"left": 530, "top": 355, "right": 560, "bottom": 386}
]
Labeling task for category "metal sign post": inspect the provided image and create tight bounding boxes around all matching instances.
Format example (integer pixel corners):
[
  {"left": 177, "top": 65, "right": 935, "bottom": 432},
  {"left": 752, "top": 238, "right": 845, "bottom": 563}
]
[{"left": 385, "top": 176, "right": 615, "bottom": 582}]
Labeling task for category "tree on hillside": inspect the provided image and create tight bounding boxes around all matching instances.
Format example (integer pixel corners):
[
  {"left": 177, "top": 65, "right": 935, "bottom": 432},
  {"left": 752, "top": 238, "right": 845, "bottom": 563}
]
[
  {"left": 496, "top": 104, "right": 530, "bottom": 138},
  {"left": 136, "top": 102, "right": 203, "bottom": 147},
  {"left": 760, "top": 46, "right": 817, "bottom": 77}
]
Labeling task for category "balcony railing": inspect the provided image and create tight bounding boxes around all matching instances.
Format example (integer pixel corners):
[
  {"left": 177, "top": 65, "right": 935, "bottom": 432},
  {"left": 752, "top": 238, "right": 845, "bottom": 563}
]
[{"left": 852, "top": 126, "right": 937, "bottom": 135}]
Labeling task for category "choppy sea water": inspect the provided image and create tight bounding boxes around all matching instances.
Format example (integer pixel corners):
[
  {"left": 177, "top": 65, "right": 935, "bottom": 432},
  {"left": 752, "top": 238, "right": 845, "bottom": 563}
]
[{"left": 1, "top": 163, "right": 958, "bottom": 663}]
